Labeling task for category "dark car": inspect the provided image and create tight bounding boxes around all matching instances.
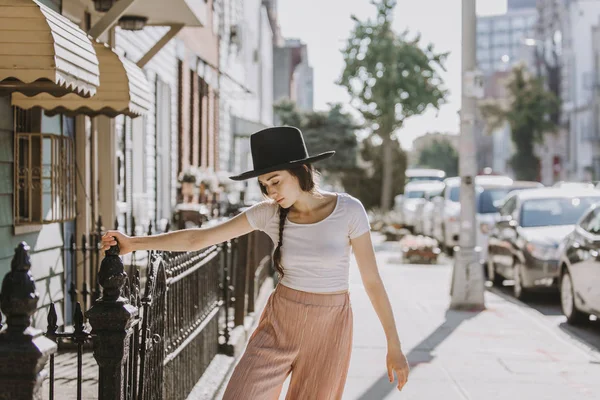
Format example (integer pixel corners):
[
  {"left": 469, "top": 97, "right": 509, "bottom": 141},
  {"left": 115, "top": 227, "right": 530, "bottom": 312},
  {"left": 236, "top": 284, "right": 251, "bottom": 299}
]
[
  {"left": 487, "top": 188, "right": 600, "bottom": 300},
  {"left": 558, "top": 204, "right": 600, "bottom": 325}
]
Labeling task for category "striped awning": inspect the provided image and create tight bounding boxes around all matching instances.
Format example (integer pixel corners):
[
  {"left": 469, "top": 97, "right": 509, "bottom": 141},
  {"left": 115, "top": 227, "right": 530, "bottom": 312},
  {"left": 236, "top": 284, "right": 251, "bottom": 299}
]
[
  {"left": 0, "top": 0, "right": 100, "bottom": 97},
  {"left": 12, "top": 41, "right": 152, "bottom": 118}
]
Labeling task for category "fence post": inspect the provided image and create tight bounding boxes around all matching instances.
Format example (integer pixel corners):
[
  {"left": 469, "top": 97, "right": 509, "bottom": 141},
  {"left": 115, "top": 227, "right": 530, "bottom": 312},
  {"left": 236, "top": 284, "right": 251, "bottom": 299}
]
[
  {"left": 246, "top": 233, "right": 256, "bottom": 313},
  {"left": 233, "top": 236, "right": 248, "bottom": 326},
  {"left": 220, "top": 242, "right": 234, "bottom": 356},
  {"left": 0, "top": 242, "right": 57, "bottom": 400},
  {"left": 87, "top": 243, "right": 138, "bottom": 400}
]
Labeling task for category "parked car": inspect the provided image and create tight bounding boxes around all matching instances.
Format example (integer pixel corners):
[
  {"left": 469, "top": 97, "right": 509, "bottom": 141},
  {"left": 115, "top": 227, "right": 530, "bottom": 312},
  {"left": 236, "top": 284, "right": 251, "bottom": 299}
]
[
  {"left": 397, "top": 181, "right": 444, "bottom": 233},
  {"left": 557, "top": 203, "right": 600, "bottom": 325},
  {"left": 405, "top": 168, "right": 446, "bottom": 184},
  {"left": 422, "top": 191, "right": 441, "bottom": 238},
  {"left": 475, "top": 176, "right": 518, "bottom": 263},
  {"left": 431, "top": 177, "right": 461, "bottom": 249},
  {"left": 491, "top": 181, "right": 545, "bottom": 210},
  {"left": 414, "top": 182, "right": 444, "bottom": 235},
  {"left": 432, "top": 175, "right": 514, "bottom": 254},
  {"left": 487, "top": 188, "right": 600, "bottom": 300}
]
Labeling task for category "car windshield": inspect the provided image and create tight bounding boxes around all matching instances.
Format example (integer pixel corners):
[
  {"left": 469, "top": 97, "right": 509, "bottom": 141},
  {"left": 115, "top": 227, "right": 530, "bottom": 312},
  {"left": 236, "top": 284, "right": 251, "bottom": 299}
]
[
  {"left": 449, "top": 186, "right": 460, "bottom": 202},
  {"left": 405, "top": 191, "right": 425, "bottom": 199},
  {"left": 478, "top": 188, "right": 511, "bottom": 214},
  {"left": 520, "top": 197, "right": 600, "bottom": 227}
]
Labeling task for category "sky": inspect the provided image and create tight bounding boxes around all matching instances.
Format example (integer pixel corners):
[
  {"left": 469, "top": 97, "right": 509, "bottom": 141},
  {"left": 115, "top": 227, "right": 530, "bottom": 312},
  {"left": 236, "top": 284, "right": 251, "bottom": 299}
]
[{"left": 276, "top": 0, "right": 508, "bottom": 150}]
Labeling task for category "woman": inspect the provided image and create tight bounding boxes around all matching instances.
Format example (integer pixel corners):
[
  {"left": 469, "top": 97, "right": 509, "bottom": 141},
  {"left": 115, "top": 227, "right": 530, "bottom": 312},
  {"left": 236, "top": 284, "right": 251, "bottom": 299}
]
[{"left": 101, "top": 126, "right": 409, "bottom": 399}]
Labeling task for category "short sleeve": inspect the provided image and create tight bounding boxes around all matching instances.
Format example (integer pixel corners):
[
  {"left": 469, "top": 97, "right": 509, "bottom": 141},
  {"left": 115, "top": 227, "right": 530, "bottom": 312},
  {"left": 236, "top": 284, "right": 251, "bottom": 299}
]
[
  {"left": 347, "top": 195, "right": 371, "bottom": 239},
  {"left": 244, "top": 201, "right": 278, "bottom": 231}
]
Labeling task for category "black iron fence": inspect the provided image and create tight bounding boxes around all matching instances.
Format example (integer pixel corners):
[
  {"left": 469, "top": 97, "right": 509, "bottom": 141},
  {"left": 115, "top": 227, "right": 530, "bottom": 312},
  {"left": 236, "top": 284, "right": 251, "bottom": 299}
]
[{"left": 0, "top": 222, "right": 273, "bottom": 400}]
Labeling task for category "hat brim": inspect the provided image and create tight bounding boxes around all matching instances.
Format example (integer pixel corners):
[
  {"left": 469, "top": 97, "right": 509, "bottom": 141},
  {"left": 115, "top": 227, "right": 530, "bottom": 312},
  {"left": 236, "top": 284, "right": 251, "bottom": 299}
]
[{"left": 229, "top": 151, "right": 335, "bottom": 181}]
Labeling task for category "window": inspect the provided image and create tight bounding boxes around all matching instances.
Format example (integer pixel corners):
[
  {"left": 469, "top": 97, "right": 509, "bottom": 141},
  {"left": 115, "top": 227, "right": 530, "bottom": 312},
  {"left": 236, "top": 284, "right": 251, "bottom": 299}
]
[
  {"left": 477, "top": 34, "right": 490, "bottom": 49},
  {"left": 449, "top": 186, "right": 460, "bottom": 202},
  {"left": 493, "top": 18, "right": 510, "bottom": 31},
  {"left": 14, "top": 109, "right": 76, "bottom": 225},
  {"left": 520, "top": 197, "right": 600, "bottom": 228},
  {"left": 477, "top": 47, "right": 491, "bottom": 60},
  {"left": 38, "top": 0, "right": 61, "bottom": 12},
  {"left": 478, "top": 188, "right": 511, "bottom": 214},
  {"left": 512, "top": 17, "right": 526, "bottom": 29},
  {"left": 477, "top": 20, "right": 491, "bottom": 33},
  {"left": 405, "top": 191, "right": 425, "bottom": 199},
  {"left": 492, "top": 32, "right": 510, "bottom": 46}
]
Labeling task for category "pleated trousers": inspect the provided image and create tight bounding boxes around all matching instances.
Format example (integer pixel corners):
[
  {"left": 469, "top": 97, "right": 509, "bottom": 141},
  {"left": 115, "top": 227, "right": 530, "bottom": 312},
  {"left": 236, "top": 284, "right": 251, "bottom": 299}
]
[{"left": 222, "top": 283, "right": 353, "bottom": 400}]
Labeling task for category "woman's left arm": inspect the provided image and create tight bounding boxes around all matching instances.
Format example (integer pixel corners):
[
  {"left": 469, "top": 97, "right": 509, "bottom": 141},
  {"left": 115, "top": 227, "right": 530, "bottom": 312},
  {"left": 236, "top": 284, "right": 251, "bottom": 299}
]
[{"left": 351, "top": 231, "right": 409, "bottom": 391}]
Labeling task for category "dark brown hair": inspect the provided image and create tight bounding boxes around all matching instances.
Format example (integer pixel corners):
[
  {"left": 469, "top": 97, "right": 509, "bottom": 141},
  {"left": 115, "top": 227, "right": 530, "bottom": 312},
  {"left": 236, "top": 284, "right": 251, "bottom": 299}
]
[{"left": 258, "top": 164, "right": 318, "bottom": 278}]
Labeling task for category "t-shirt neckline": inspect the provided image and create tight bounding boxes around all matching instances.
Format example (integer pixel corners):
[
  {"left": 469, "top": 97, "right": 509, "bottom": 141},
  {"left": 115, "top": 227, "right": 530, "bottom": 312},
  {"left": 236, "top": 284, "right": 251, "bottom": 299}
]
[{"left": 285, "top": 193, "right": 340, "bottom": 226}]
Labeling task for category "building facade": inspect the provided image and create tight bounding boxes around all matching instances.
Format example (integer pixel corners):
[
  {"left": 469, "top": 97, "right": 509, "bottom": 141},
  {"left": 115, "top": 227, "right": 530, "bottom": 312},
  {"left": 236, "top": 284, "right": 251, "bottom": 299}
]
[
  {"left": 273, "top": 38, "right": 314, "bottom": 123},
  {"left": 0, "top": 0, "right": 231, "bottom": 330},
  {"left": 561, "top": 0, "right": 600, "bottom": 180},
  {"left": 476, "top": 7, "right": 537, "bottom": 74}
]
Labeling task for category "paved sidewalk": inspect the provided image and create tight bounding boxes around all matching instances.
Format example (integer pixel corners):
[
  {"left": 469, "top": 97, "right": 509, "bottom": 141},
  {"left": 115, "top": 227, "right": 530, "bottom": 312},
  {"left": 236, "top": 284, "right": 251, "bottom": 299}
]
[
  {"left": 216, "top": 235, "right": 600, "bottom": 400},
  {"left": 342, "top": 240, "right": 600, "bottom": 399}
]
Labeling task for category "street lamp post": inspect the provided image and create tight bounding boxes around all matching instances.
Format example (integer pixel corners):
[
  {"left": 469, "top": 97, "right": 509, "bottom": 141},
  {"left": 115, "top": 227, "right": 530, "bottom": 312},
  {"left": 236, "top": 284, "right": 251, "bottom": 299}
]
[{"left": 450, "top": 0, "right": 485, "bottom": 310}]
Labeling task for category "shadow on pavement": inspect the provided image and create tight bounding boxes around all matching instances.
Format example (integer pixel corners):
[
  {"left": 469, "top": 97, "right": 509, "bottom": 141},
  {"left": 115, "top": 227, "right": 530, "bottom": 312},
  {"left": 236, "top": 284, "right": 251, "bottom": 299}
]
[
  {"left": 355, "top": 308, "right": 481, "bottom": 400},
  {"left": 494, "top": 284, "right": 562, "bottom": 316}
]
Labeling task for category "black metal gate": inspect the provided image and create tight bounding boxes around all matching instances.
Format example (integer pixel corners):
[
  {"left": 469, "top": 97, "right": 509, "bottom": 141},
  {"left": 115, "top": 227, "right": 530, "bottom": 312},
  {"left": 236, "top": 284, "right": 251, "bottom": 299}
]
[{"left": 138, "top": 252, "right": 166, "bottom": 400}]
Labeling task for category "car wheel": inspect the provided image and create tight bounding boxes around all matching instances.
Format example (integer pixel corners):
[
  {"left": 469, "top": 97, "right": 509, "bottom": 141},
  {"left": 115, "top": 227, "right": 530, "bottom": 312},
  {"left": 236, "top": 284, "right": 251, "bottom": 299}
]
[
  {"left": 513, "top": 261, "right": 530, "bottom": 301},
  {"left": 487, "top": 259, "right": 504, "bottom": 287},
  {"left": 560, "top": 269, "right": 589, "bottom": 325}
]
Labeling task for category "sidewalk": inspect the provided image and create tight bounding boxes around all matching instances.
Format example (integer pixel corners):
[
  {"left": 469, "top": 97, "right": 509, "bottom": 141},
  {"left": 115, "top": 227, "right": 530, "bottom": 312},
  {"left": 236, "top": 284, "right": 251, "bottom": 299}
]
[{"left": 215, "top": 235, "right": 600, "bottom": 400}]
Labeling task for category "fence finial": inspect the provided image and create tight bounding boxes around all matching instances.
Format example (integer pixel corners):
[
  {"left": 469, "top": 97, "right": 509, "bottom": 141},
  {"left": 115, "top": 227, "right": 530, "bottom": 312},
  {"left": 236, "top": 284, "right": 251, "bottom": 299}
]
[{"left": 0, "top": 242, "right": 58, "bottom": 399}]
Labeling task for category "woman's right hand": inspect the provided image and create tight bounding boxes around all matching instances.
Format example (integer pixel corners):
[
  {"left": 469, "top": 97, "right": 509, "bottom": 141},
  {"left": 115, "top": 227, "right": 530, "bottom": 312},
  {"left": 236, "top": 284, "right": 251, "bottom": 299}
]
[{"left": 101, "top": 230, "right": 135, "bottom": 255}]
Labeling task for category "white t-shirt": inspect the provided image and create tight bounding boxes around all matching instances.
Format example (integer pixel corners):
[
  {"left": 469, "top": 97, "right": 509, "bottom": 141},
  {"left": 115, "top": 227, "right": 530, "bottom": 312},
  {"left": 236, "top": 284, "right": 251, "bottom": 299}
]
[{"left": 244, "top": 193, "right": 371, "bottom": 293}]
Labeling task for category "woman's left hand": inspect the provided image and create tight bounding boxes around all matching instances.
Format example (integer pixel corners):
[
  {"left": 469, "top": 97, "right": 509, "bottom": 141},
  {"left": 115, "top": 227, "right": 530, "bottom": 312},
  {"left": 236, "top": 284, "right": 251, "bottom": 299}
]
[{"left": 387, "top": 345, "right": 409, "bottom": 391}]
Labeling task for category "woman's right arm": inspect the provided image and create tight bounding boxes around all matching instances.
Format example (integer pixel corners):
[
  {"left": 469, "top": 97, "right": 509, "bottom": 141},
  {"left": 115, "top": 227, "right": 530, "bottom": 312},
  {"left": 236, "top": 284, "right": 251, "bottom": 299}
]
[{"left": 101, "top": 212, "right": 255, "bottom": 255}]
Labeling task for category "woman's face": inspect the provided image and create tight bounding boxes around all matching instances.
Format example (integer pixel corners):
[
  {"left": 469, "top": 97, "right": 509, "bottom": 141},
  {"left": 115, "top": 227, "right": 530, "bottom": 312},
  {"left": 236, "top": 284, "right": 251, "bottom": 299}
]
[{"left": 258, "top": 170, "right": 301, "bottom": 208}]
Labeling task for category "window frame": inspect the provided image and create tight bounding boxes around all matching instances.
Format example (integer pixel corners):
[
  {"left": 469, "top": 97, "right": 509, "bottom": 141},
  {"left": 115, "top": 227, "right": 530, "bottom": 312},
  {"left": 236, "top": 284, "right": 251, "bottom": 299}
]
[{"left": 13, "top": 108, "right": 76, "bottom": 231}]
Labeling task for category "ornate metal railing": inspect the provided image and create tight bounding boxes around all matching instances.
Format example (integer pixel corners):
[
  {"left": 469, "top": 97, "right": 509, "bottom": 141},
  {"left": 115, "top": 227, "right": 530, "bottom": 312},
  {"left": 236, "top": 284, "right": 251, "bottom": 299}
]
[{"left": 0, "top": 226, "right": 273, "bottom": 400}]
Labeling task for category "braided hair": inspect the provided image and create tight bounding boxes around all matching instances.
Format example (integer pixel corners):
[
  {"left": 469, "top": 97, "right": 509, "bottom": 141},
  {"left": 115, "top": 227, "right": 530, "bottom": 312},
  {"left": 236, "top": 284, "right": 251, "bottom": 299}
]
[
  {"left": 259, "top": 164, "right": 318, "bottom": 278},
  {"left": 272, "top": 207, "right": 290, "bottom": 277}
]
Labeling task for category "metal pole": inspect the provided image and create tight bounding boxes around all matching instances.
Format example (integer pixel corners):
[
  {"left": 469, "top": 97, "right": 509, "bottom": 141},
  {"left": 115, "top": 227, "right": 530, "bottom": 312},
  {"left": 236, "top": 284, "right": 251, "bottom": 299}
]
[{"left": 450, "top": 0, "right": 485, "bottom": 310}]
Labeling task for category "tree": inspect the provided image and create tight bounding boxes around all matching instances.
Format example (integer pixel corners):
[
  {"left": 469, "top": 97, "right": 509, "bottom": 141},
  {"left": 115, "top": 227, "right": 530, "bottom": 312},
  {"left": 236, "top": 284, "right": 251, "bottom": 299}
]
[
  {"left": 480, "top": 65, "right": 559, "bottom": 181},
  {"left": 341, "top": 137, "right": 407, "bottom": 210},
  {"left": 418, "top": 139, "right": 458, "bottom": 177},
  {"left": 338, "top": 0, "right": 448, "bottom": 210},
  {"left": 274, "top": 99, "right": 360, "bottom": 173}
]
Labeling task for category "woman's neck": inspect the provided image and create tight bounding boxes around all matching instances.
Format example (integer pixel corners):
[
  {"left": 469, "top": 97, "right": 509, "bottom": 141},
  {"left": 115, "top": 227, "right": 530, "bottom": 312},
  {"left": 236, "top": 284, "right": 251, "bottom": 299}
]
[{"left": 290, "top": 190, "right": 328, "bottom": 215}]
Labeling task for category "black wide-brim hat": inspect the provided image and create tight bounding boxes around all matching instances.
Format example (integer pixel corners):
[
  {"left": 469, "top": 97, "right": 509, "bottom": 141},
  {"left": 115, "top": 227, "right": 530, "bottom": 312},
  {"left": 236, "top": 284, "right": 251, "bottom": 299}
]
[{"left": 229, "top": 126, "right": 335, "bottom": 181}]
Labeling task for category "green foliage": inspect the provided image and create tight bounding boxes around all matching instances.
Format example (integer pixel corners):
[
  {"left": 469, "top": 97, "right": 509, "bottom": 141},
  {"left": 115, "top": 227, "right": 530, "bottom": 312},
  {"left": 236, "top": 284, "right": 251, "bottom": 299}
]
[
  {"left": 274, "top": 100, "right": 360, "bottom": 172},
  {"left": 341, "top": 137, "right": 407, "bottom": 210},
  {"left": 338, "top": 0, "right": 448, "bottom": 133},
  {"left": 480, "top": 65, "right": 559, "bottom": 181},
  {"left": 337, "top": 0, "right": 448, "bottom": 209},
  {"left": 417, "top": 139, "right": 458, "bottom": 177}
]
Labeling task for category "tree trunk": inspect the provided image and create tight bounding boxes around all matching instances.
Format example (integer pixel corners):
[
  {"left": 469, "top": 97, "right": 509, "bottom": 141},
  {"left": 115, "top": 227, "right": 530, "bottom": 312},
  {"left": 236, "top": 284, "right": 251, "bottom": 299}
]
[{"left": 380, "top": 135, "right": 394, "bottom": 210}]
